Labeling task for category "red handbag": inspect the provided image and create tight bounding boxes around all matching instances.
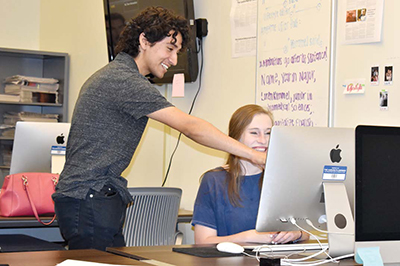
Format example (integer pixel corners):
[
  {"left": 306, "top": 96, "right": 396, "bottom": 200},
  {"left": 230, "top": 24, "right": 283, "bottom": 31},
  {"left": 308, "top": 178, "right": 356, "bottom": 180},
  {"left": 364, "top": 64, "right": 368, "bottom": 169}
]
[{"left": 0, "top": 172, "right": 59, "bottom": 225}]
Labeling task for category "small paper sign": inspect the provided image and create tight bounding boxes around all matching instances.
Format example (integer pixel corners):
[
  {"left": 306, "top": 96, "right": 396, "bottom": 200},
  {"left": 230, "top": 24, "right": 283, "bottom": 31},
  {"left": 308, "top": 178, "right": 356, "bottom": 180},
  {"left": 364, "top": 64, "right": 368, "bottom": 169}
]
[
  {"left": 322, "top": 165, "right": 347, "bottom": 181},
  {"left": 172, "top": 73, "right": 185, "bottom": 98},
  {"left": 343, "top": 79, "right": 365, "bottom": 94},
  {"left": 51, "top": 145, "right": 66, "bottom": 155}
]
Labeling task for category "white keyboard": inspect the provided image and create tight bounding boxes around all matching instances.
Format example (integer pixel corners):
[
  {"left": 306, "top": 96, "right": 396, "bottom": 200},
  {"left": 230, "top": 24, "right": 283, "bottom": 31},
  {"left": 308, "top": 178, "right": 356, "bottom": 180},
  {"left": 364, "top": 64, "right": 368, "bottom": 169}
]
[{"left": 243, "top": 242, "right": 329, "bottom": 253}]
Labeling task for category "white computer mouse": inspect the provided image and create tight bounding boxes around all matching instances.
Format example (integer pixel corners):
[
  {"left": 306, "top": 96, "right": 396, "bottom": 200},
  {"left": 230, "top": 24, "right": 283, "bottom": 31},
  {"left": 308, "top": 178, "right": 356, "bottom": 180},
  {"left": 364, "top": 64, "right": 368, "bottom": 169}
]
[{"left": 216, "top": 242, "right": 245, "bottom": 254}]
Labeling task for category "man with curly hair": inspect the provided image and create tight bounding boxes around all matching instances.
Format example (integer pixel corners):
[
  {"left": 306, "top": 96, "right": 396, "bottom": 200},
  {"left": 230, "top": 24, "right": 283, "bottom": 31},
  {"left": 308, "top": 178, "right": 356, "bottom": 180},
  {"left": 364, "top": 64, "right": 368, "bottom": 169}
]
[{"left": 53, "top": 6, "right": 266, "bottom": 251}]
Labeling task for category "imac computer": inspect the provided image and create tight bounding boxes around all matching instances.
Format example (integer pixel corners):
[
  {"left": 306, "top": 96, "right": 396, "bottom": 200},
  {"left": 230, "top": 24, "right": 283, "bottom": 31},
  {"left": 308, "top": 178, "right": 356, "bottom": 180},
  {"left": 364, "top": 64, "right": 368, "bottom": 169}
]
[
  {"left": 255, "top": 126, "right": 355, "bottom": 256},
  {"left": 10, "top": 122, "right": 71, "bottom": 174},
  {"left": 355, "top": 125, "right": 400, "bottom": 264}
]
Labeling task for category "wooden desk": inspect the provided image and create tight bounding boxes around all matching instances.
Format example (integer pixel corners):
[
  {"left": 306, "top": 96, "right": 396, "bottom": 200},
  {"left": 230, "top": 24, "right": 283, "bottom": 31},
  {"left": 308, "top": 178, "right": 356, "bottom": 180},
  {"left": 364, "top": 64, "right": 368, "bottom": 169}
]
[
  {"left": 107, "top": 245, "right": 358, "bottom": 266},
  {"left": 177, "top": 208, "right": 192, "bottom": 223},
  {"left": 108, "top": 245, "right": 257, "bottom": 266},
  {"left": 0, "top": 249, "right": 147, "bottom": 266}
]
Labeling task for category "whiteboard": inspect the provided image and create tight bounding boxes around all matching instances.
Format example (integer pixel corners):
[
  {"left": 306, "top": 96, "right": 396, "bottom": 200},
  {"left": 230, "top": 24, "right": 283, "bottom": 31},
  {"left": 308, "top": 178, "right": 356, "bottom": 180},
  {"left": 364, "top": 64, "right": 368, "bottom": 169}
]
[
  {"left": 256, "top": 0, "right": 331, "bottom": 127},
  {"left": 334, "top": 0, "right": 400, "bottom": 127}
]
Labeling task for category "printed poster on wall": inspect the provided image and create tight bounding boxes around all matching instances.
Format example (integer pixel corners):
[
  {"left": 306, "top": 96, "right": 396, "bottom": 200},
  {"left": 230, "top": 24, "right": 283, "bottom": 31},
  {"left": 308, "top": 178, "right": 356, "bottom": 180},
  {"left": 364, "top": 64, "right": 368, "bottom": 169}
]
[
  {"left": 343, "top": 0, "right": 384, "bottom": 45},
  {"left": 230, "top": 0, "right": 257, "bottom": 58},
  {"left": 256, "top": 0, "right": 331, "bottom": 127}
]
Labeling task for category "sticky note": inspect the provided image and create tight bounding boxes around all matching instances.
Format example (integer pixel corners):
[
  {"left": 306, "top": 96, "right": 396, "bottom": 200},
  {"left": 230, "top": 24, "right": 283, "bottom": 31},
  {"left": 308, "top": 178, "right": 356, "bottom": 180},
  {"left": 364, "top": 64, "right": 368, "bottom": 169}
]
[
  {"left": 355, "top": 247, "right": 384, "bottom": 266},
  {"left": 172, "top": 73, "right": 185, "bottom": 97}
]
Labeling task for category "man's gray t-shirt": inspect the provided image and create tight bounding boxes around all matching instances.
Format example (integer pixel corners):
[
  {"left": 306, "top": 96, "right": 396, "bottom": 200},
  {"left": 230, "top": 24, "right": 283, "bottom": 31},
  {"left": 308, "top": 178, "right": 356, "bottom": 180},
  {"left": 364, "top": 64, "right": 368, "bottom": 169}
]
[{"left": 53, "top": 52, "right": 173, "bottom": 204}]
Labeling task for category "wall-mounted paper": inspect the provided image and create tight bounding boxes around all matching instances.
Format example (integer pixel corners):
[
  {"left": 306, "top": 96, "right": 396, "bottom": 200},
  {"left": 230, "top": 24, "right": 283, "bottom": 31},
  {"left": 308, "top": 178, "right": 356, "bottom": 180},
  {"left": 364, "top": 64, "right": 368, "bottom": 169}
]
[
  {"left": 172, "top": 73, "right": 185, "bottom": 98},
  {"left": 343, "top": 0, "right": 384, "bottom": 44},
  {"left": 384, "top": 65, "right": 393, "bottom": 85},
  {"left": 380, "top": 89, "right": 388, "bottom": 110},
  {"left": 230, "top": 0, "right": 257, "bottom": 58},
  {"left": 343, "top": 79, "right": 366, "bottom": 94},
  {"left": 371, "top": 66, "right": 379, "bottom": 85}
]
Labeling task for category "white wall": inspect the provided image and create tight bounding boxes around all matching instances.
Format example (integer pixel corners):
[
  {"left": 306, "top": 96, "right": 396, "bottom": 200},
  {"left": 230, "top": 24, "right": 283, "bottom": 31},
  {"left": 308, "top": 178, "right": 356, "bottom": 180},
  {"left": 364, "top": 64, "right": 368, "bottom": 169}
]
[
  {"left": 165, "top": 0, "right": 257, "bottom": 210},
  {"left": 333, "top": 0, "right": 400, "bottom": 128},
  {"left": 0, "top": 0, "right": 257, "bottom": 212},
  {"left": 0, "top": 0, "right": 40, "bottom": 50},
  {"left": 39, "top": 0, "right": 109, "bottom": 121}
]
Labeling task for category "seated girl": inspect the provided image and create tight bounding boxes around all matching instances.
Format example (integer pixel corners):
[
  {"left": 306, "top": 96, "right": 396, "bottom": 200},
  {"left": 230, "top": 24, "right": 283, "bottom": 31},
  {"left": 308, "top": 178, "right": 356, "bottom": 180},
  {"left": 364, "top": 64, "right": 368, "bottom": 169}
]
[{"left": 192, "top": 104, "right": 309, "bottom": 244}]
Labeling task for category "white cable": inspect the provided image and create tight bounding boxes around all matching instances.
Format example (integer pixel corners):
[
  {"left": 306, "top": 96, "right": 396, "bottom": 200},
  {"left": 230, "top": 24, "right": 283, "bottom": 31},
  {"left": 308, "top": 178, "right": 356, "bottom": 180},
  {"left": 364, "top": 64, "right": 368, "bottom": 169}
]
[
  {"left": 252, "top": 244, "right": 281, "bottom": 261},
  {"left": 245, "top": 218, "right": 354, "bottom": 266},
  {"left": 305, "top": 218, "right": 329, "bottom": 234},
  {"left": 250, "top": 219, "right": 332, "bottom": 262},
  {"left": 305, "top": 218, "right": 355, "bottom": 236},
  {"left": 281, "top": 253, "right": 354, "bottom": 266},
  {"left": 288, "top": 218, "right": 334, "bottom": 261},
  {"left": 252, "top": 242, "right": 310, "bottom": 262},
  {"left": 243, "top": 250, "right": 294, "bottom": 261},
  {"left": 242, "top": 251, "right": 260, "bottom": 261},
  {"left": 267, "top": 218, "right": 354, "bottom": 266},
  {"left": 245, "top": 249, "right": 354, "bottom": 266},
  {"left": 284, "top": 247, "right": 329, "bottom": 262},
  {"left": 244, "top": 247, "right": 304, "bottom": 262}
]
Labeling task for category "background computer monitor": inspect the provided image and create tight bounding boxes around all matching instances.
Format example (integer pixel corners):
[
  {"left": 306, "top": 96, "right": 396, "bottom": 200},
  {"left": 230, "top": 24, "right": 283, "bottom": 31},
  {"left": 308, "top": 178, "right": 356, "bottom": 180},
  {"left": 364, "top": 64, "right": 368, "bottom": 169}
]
[
  {"left": 355, "top": 125, "right": 400, "bottom": 263},
  {"left": 255, "top": 126, "right": 355, "bottom": 233},
  {"left": 10, "top": 122, "right": 71, "bottom": 174},
  {"left": 103, "top": 0, "right": 199, "bottom": 84}
]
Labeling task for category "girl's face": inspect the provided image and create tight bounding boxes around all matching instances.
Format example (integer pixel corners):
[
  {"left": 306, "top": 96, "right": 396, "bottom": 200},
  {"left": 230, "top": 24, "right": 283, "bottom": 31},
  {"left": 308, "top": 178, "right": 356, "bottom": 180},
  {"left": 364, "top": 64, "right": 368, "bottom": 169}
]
[{"left": 239, "top": 113, "right": 273, "bottom": 153}]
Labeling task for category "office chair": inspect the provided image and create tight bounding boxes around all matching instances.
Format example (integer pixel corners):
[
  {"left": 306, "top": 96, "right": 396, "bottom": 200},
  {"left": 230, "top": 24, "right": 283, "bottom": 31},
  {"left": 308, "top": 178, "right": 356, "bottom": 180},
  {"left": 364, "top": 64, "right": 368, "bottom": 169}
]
[{"left": 123, "top": 187, "right": 183, "bottom": 246}]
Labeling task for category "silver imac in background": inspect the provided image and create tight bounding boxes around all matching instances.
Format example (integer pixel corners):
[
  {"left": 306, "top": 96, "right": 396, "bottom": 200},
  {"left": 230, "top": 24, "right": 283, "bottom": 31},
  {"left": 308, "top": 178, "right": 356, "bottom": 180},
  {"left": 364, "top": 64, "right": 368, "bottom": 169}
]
[
  {"left": 10, "top": 122, "right": 71, "bottom": 174},
  {"left": 255, "top": 126, "right": 355, "bottom": 257},
  {"left": 355, "top": 125, "right": 400, "bottom": 264}
]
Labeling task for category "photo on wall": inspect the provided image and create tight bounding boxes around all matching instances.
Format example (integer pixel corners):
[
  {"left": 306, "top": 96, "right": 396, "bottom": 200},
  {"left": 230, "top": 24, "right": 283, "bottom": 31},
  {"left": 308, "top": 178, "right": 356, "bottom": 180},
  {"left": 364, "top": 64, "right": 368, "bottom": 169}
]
[
  {"left": 346, "top": 9, "right": 357, "bottom": 23},
  {"left": 371, "top": 66, "right": 379, "bottom": 85},
  {"left": 380, "top": 90, "right": 388, "bottom": 110},
  {"left": 384, "top": 65, "right": 393, "bottom": 85},
  {"left": 357, "top": 8, "right": 366, "bottom": 22}
]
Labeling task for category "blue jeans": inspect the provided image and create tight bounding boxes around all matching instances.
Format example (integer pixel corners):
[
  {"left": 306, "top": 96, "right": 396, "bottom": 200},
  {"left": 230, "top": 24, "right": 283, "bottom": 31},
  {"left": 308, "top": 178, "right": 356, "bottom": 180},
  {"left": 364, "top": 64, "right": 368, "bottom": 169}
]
[{"left": 54, "top": 185, "right": 126, "bottom": 251}]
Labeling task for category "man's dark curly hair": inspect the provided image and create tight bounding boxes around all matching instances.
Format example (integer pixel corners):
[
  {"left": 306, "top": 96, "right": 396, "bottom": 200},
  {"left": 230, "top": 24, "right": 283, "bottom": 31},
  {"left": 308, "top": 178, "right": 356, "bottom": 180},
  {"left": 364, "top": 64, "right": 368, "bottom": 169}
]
[{"left": 115, "top": 6, "right": 190, "bottom": 58}]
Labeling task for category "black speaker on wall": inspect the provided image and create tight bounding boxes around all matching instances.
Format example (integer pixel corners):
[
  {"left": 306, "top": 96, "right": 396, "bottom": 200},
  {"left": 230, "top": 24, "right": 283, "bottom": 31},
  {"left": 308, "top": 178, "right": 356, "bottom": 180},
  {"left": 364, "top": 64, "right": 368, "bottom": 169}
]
[{"left": 103, "top": 0, "right": 199, "bottom": 84}]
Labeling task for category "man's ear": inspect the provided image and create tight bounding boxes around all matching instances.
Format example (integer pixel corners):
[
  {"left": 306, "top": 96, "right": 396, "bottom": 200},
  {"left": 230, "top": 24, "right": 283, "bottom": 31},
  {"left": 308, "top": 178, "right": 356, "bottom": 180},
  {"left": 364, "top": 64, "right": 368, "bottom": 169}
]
[{"left": 139, "top": 33, "right": 149, "bottom": 51}]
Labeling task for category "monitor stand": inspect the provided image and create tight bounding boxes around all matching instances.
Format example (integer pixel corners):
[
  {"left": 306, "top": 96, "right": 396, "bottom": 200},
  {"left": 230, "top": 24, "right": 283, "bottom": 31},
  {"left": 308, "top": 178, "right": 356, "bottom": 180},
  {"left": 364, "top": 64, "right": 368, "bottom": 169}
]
[{"left": 323, "top": 182, "right": 354, "bottom": 257}]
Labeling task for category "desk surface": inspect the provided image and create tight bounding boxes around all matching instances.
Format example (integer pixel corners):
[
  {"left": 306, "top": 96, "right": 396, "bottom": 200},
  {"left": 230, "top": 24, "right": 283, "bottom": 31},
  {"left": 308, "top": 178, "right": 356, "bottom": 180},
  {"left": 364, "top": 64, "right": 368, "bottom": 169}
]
[
  {"left": 177, "top": 209, "right": 193, "bottom": 223},
  {"left": 0, "top": 249, "right": 146, "bottom": 266},
  {"left": 108, "top": 245, "right": 256, "bottom": 266},
  {"left": 0, "top": 209, "right": 193, "bottom": 228},
  {"left": 107, "top": 245, "right": 358, "bottom": 266}
]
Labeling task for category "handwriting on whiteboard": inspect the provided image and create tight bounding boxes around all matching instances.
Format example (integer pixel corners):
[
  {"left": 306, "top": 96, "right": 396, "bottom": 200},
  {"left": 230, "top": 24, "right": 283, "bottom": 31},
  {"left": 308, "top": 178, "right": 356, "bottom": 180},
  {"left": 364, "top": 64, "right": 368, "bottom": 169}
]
[{"left": 256, "top": 0, "right": 330, "bottom": 127}]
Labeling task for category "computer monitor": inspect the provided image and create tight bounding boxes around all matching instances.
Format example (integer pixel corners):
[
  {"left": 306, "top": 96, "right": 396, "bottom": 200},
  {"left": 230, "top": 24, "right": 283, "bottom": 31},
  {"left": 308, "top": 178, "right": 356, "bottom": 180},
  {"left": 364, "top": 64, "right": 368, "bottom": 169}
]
[
  {"left": 355, "top": 125, "right": 400, "bottom": 264},
  {"left": 10, "top": 122, "right": 71, "bottom": 174},
  {"left": 255, "top": 126, "right": 355, "bottom": 256},
  {"left": 103, "top": 0, "right": 199, "bottom": 84}
]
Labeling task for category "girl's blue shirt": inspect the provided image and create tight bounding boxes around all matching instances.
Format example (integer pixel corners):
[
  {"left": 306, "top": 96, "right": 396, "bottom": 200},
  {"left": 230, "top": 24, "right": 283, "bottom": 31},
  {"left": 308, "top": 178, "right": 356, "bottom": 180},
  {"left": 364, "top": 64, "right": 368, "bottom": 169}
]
[{"left": 191, "top": 168, "right": 262, "bottom": 236}]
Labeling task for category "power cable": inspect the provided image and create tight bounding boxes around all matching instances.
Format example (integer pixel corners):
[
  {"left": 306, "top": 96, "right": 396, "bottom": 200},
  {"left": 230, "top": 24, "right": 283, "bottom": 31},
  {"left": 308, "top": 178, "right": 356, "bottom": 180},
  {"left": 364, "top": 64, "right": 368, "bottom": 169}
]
[{"left": 162, "top": 37, "right": 204, "bottom": 186}]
